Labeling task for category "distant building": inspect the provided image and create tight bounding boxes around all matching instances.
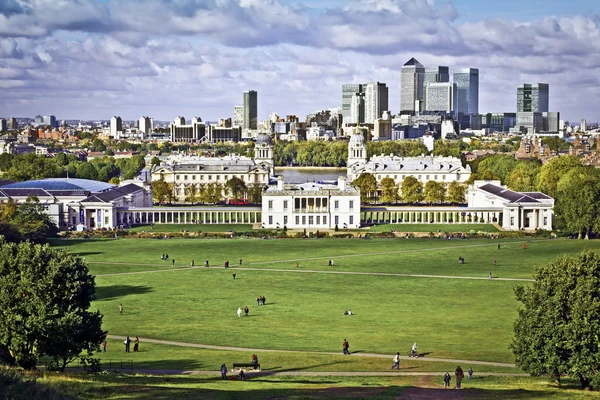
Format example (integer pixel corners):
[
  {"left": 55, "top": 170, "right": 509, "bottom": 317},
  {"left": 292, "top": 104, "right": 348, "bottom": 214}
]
[
  {"left": 515, "top": 112, "right": 543, "bottom": 134},
  {"left": 453, "top": 68, "right": 479, "bottom": 114},
  {"left": 170, "top": 117, "right": 206, "bottom": 143},
  {"left": 423, "top": 66, "right": 449, "bottom": 111},
  {"left": 208, "top": 124, "right": 241, "bottom": 143},
  {"left": 243, "top": 90, "right": 258, "bottom": 130},
  {"left": 514, "top": 135, "right": 552, "bottom": 161},
  {"left": 110, "top": 116, "right": 122, "bottom": 139},
  {"left": 0, "top": 119, "right": 7, "bottom": 132},
  {"left": 425, "top": 82, "right": 453, "bottom": 113},
  {"left": 543, "top": 112, "right": 560, "bottom": 132},
  {"left": 400, "top": 58, "right": 425, "bottom": 112},
  {"left": 234, "top": 105, "right": 244, "bottom": 127},
  {"left": 350, "top": 92, "right": 365, "bottom": 124},
  {"left": 8, "top": 117, "right": 17, "bottom": 130},
  {"left": 364, "top": 82, "right": 389, "bottom": 124},
  {"left": 517, "top": 83, "right": 549, "bottom": 113},
  {"left": 43, "top": 115, "right": 57, "bottom": 128},
  {"left": 138, "top": 116, "right": 153, "bottom": 138},
  {"left": 342, "top": 84, "right": 364, "bottom": 122}
]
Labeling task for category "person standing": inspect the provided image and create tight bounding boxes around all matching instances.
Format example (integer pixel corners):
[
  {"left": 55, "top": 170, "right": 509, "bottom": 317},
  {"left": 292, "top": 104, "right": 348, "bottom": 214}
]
[
  {"left": 220, "top": 363, "right": 228, "bottom": 380},
  {"left": 233, "top": 273, "right": 236, "bottom": 279},
  {"left": 119, "top": 304, "right": 123, "bottom": 315},
  {"left": 237, "top": 307, "right": 242, "bottom": 318},
  {"left": 239, "top": 258, "right": 243, "bottom": 265},
  {"left": 124, "top": 336, "right": 131, "bottom": 353},
  {"left": 191, "top": 260, "right": 194, "bottom": 266},
  {"left": 455, "top": 365, "right": 464, "bottom": 389},
  {"left": 133, "top": 337, "right": 140, "bottom": 352},
  {"left": 244, "top": 306, "right": 249, "bottom": 316},
  {"left": 205, "top": 260, "right": 209, "bottom": 267},
  {"left": 488, "top": 271, "right": 493, "bottom": 280},
  {"left": 296, "top": 262, "right": 299, "bottom": 268},
  {"left": 251, "top": 353, "right": 259, "bottom": 369},
  {"left": 468, "top": 367, "right": 473, "bottom": 379},
  {"left": 172, "top": 259, "right": 175, "bottom": 266},
  {"left": 443, "top": 372, "right": 451, "bottom": 388},
  {"left": 102, "top": 340, "right": 107, "bottom": 352},
  {"left": 392, "top": 352, "right": 400, "bottom": 369},
  {"left": 342, "top": 339, "right": 350, "bottom": 355}
]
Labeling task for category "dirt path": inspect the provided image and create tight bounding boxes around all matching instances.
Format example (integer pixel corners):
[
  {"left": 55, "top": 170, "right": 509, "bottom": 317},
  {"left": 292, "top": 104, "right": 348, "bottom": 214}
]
[{"left": 106, "top": 335, "right": 517, "bottom": 368}]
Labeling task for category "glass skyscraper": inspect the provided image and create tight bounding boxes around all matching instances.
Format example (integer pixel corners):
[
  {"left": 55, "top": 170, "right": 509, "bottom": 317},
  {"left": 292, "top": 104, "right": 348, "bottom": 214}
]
[
  {"left": 517, "top": 83, "right": 549, "bottom": 113},
  {"left": 453, "top": 68, "right": 479, "bottom": 114},
  {"left": 243, "top": 90, "right": 257, "bottom": 130},
  {"left": 400, "top": 58, "right": 425, "bottom": 112}
]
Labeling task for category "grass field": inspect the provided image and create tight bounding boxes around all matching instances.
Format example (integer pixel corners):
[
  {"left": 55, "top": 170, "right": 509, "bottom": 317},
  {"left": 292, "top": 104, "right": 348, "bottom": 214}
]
[
  {"left": 369, "top": 223, "right": 500, "bottom": 232},
  {"left": 45, "top": 237, "right": 600, "bottom": 398}
]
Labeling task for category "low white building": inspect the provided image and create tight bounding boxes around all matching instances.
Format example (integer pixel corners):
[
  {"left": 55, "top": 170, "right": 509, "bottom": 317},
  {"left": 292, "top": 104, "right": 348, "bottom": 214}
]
[
  {"left": 262, "top": 177, "right": 361, "bottom": 229},
  {"left": 468, "top": 180, "right": 554, "bottom": 231}
]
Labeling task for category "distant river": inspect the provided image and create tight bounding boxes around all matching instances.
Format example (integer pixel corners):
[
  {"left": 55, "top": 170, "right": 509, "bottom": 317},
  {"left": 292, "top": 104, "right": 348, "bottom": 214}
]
[{"left": 276, "top": 167, "right": 347, "bottom": 184}]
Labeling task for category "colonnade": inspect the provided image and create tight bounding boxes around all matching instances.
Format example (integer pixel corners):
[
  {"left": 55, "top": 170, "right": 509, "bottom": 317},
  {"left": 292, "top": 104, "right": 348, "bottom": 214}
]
[
  {"left": 361, "top": 210, "right": 502, "bottom": 225},
  {"left": 117, "top": 208, "right": 261, "bottom": 226}
]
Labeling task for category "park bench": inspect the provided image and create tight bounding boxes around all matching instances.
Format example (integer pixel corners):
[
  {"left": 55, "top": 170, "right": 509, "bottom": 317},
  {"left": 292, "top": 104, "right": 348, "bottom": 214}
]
[{"left": 232, "top": 362, "right": 261, "bottom": 371}]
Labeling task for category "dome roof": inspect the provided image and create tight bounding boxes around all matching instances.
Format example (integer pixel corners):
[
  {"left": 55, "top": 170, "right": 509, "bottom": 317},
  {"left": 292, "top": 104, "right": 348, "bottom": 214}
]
[
  {"left": 349, "top": 133, "right": 365, "bottom": 146},
  {"left": 256, "top": 133, "right": 273, "bottom": 146},
  {"left": 2, "top": 178, "right": 115, "bottom": 192}
]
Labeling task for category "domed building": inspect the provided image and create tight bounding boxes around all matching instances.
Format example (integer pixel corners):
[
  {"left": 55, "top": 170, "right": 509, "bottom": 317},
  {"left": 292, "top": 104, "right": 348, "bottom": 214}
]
[{"left": 255, "top": 133, "right": 274, "bottom": 174}]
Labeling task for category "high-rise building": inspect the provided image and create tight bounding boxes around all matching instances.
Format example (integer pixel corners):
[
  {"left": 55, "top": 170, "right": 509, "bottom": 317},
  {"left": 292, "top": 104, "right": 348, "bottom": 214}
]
[
  {"left": 342, "top": 84, "right": 364, "bottom": 121},
  {"left": 453, "top": 68, "right": 479, "bottom": 114},
  {"left": 243, "top": 90, "right": 258, "bottom": 130},
  {"left": 0, "top": 118, "right": 7, "bottom": 132},
  {"left": 543, "top": 112, "right": 560, "bottom": 132},
  {"left": 233, "top": 105, "right": 244, "bottom": 127},
  {"left": 138, "top": 116, "right": 153, "bottom": 136},
  {"left": 110, "top": 116, "right": 122, "bottom": 138},
  {"left": 517, "top": 83, "right": 549, "bottom": 113},
  {"left": 364, "top": 82, "right": 389, "bottom": 124},
  {"left": 400, "top": 58, "right": 425, "bottom": 112},
  {"left": 350, "top": 93, "right": 365, "bottom": 124},
  {"left": 423, "top": 66, "right": 449, "bottom": 111},
  {"left": 425, "top": 82, "right": 453, "bottom": 113},
  {"left": 8, "top": 117, "right": 17, "bottom": 130},
  {"left": 42, "top": 115, "right": 57, "bottom": 128},
  {"left": 170, "top": 117, "right": 206, "bottom": 142}
]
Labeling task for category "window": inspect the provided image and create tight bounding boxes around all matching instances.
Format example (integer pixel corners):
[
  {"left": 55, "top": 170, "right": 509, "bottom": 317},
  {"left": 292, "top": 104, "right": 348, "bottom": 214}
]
[
  {"left": 268, "top": 200, "right": 273, "bottom": 210},
  {"left": 323, "top": 216, "right": 327, "bottom": 225},
  {"left": 201, "top": 175, "right": 205, "bottom": 180},
  {"left": 176, "top": 175, "right": 180, "bottom": 180},
  {"left": 302, "top": 216, "right": 306, "bottom": 225},
  {"left": 316, "top": 216, "right": 320, "bottom": 225},
  {"left": 216, "top": 175, "right": 220, "bottom": 180},
  {"left": 510, "top": 217, "right": 515, "bottom": 225},
  {"left": 283, "top": 200, "right": 288, "bottom": 210},
  {"left": 309, "top": 216, "right": 314, "bottom": 225},
  {"left": 349, "top": 200, "right": 354, "bottom": 210},
  {"left": 349, "top": 216, "right": 354, "bottom": 224},
  {"left": 284, "top": 216, "right": 288, "bottom": 225},
  {"left": 184, "top": 175, "right": 188, "bottom": 180},
  {"left": 335, "top": 216, "right": 339, "bottom": 225},
  {"left": 269, "top": 216, "right": 273, "bottom": 224},
  {"left": 192, "top": 175, "right": 196, "bottom": 180},
  {"left": 335, "top": 200, "right": 339, "bottom": 210},
  {"left": 295, "top": 216, "right": 300, "bottom": 225},
  {"left": 442, "top": 175, "right": 446, "bottom": 180},
  {"left": 543, "top": 217, "right": 548, "bottom": 225},
  {"left": 434, "top": 175, "right": 437, "bottom": 180},
  {"left": 208, "top": 175, "right": 212, "bottom": 180}
]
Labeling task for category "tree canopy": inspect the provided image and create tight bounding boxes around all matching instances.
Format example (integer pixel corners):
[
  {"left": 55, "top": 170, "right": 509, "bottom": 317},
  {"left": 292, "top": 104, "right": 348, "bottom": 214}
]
[
  {"left": 511, "top": 250, "right": 600, "bottom": 389},
  {"left": 224, "top": 177, "right": 248, "bottom": 201},
  {"left": 0, "top": 197, "right": 57, "bottom": 243},
  {"left": 379, "top": 177, "right": 399, "bottom": 204},
  {"left": 446, "top": 181, "right": 467, "bottom": 204},
  {"left": 0, "top": 239, "right": 105, "bottom": 371},
  {"left": 423, "top": 181, "right": 446, "bottom": 204},
  {"left": 352, "top": 173, "right": 377, "bottom": 203},
  {"left": 400, "top": 176, "right": 424, "bottom": 204},
  {"left": 537, "top": 155, "right": 582, "bottom": 199}
]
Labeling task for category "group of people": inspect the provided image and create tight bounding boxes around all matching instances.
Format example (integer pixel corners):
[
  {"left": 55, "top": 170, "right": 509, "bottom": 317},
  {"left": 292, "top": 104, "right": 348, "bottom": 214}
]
[
  {"left": 237, "top": 306, "right": 250, "bottom": 317},
  {"left": 256, "top": 296, "right": 266, "bottom": 306},
  {"left": 328, "top": 259, "right": 335, "bottom": 266},
  {"left": 443, "top": 366, "right": 473, "bottom": 389},
  {"left": 161, "top": 254, "right": 175, "bottom": 265},
  {"left": 458, "top": 256, "right": 465, "bottom": 264},
  {"left": 343, "top": 309, "right": 353, "bottom": 316},
  {"left": 123, "top": 336, "right": 140, "bottom": 353}
]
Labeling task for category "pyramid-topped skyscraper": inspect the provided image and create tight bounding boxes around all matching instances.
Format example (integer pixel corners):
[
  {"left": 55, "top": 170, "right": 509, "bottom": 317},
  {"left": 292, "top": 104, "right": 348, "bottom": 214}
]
[{"left": 400, "top": 58, "right": 425, "bottom": 113}]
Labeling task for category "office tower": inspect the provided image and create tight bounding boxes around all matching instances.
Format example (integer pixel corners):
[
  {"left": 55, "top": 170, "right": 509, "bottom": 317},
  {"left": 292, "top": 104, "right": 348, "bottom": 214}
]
[
  {"left": 350, "top": 93, "right": 365, "bottom": 124},
  {"left": 581, "top": 119, "right": 587, "bottom": 132},
  {"left": 0, "top": 118, "right": 7, "bottom": 132},
  {"left": 425, "top": 82, "right": 453, "bottom": 113},
  {"left": 233, "top": 105, "right": 244, "bottom": 127},
  {"left": 517, "top": 83, "right": 549, "bottom": 113},
  {"left": 139, "top": 116, "right": 153, "bottom": 134},
  {"left": 8, "top": 117, "right": 17, "bottom": 130},
  {"left": 364, "top": 82, "right": 389, "bottom": 124},
  {"left": 42, "top": 115, "right": 56, "bottom": 128},
  {"left": 423, "top": 66, "right": 449, "bottom": 110},
  {"left": 400, "top": 58, "right": 425, "bottom": 112},
  {"left": 110, "top": 116, "right": 122, "bottom": 138},
  {"left": 342, "top": 84, "right": 364, "bottom": 121},
  {"left": 453, "top": 68, "right": 479, "bottom": 114},
  {"left": 243, "top": 90, "right": 257, "bottom": 130},
  {"left": 543, "top": 112, "right": 560, "bottom": 132}
]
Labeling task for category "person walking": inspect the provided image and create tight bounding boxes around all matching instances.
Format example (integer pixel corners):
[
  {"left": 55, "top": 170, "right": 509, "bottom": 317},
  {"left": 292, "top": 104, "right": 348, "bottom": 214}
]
[
  {"left": 119, "top": 304, "right": 123, "bottom": 315},
  {"left": 102, "top": 340, "right": 107, "bottom": 352},
  {"left": 342, "top": 339, "right": 350, "bottom": 355},
  {"left": 244, "top": 306, "right": 249, "bottom": 316},
  {"left": 493, "top": 259, "right": 496, "bottom": 267},
  {"left": 468, "top": 367, "right": 473, "bottom": 380},
  {"left": 488, "top": 271, "right": 493, "bottom": 280},
  {"left": 237, "top": 307, "right": 242, "bottom": 318},
  {"left": 233, "top": 273, "right": 236, "bottom": 279},
  {"left": 172, "top": 259, "right": 175, "bottom": 266},
  {"left": 239, "top": 258, "right": 243, "bottom": 265},
  {"left": 443, "top": 372, "right": 451, "bottom": 388},
  {"left": 455, "top": 365, "right": 464, "bottom": 389},
  {"left": 296, "top": 262, "right": 299, "bottom": 268},
  {"left": 220, "top": 363, "right": 228, "bottom": 380},
  {"left": 191, "top": 260, "right": 194, "bottom": 266},
  {"left": 124, "top": 336, "right": 131, "bottom": 353},
  {"left": 133, "top": 337, "right": 140, "bottom": 352},
  {"left": 251, "top": 353, "right": 259, "bottom": 369},
  {"left": 392, "top": 352, "right": 400, "bottom": 369},
  {"left": 205, "top": 260, "right": 209, "bottom": 267}
]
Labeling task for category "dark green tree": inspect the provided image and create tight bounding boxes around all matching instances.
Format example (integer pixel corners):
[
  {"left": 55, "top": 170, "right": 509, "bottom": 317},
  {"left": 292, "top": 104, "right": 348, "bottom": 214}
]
[
  {"left": 224, "top": 177, "right": 248, "bottom": 201},
  {"left": 423, "top": 181, "right": 446, "bottom": 204},
  {"left": 537, "top": 155, "right": 582, "bottom": 198},
  {"left": 554, "top": 167, "right": 600, "bottom": 239},
  {"left": 446, "top": 181, "right": 467, "bottom": 204},
  {"left": 352, "top": 173, "right": 377, "bottom": 203},
  {"left": 511, "top": 251, "right": 600, "bottom": 389},
  {"left": 151, "top": 156, "right": 161, "bottom": 167},
  {"left": 151, "top": 179, "right": 172, "bottom": 204},
  {"left": 247, "top": 183, "right": 264, "bottom": 204},
  {"left": 400, "top": 176, "right": 424, "bottom": 204},
  {"left": 0, "top": 239, "right": 105, "bottom": 371},
  {"left": 11, "top": 196, "right": 58, "bottom": 243}
]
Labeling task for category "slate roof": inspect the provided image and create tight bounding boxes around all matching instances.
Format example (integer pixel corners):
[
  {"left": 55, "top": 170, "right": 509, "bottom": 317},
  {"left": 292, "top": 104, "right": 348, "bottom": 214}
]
[
  {"left": 81, "top": 184, "right": 142, "bottom": 203},
  {"left": 403, "top": 57, "right": 424, "bottom": 67},
  {"left": 352, "top": 155, "right": 468, "bottom": 174},
  {"left": 1, "top": 178, "right": 114, "bottom": 192},
  {"left": 478, "top": 183, "right": 547, "bottom": 204},
  {"left": 0, "top": 180, "right": 15, "bottom": 187},
  {"left": 0, "top": 188, "right": 53, "bottom": 198}
]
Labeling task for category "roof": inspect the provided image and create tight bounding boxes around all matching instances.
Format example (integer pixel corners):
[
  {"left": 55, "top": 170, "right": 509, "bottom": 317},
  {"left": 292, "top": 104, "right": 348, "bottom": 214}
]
[
  {"left": 81, "top": 184, "right": 142, "bottom": 203},
  {"left": 1, "top": 178, "right": 114, "bottom": 192},
  {"left": 0, "top": 180, "right": 15, "bottom": 187},
  {"left": 478, "top": 183, "right": 543, "bottom": 204},
  {"left": 0, "top": 188, "right": 53, "bottom": 198},
  {"left": 352, "top": 155, "right": 469, "bottom": 174},
  {"left": 403, "top": 57, "right": 424, "bottom": 68}
]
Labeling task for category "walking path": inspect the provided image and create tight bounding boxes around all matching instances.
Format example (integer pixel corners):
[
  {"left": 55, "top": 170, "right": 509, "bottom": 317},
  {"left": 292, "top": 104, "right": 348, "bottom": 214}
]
[{"left": 106, "top": 335, "right": 517, "bottom": 368}]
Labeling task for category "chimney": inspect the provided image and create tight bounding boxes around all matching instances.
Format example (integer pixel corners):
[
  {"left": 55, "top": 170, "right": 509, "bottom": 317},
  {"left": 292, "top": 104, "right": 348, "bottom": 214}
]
[
  {"left": 277, "top": 176, "right": 285, "bottom": 191},
  {"left": 338, "top": 176, "right": 346, "bottom": 191}
]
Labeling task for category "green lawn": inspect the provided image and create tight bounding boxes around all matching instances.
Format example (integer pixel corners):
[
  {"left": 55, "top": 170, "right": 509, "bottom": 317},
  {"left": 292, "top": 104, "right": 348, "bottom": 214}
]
[
  {"left": 44, "top": 237, "right": 600, "bottom": 397},
  {"left": 369, "top": 223, "right": 500, "bottom": 232},
  {"left": 128, "top": 224, "right": 254, "bottom": 233}
]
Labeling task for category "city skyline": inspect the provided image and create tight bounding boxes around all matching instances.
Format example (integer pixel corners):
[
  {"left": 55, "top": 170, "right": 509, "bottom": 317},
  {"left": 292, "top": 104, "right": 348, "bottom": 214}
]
[{"left": 0, "top": 0, "right": 598, "bottom": 122}]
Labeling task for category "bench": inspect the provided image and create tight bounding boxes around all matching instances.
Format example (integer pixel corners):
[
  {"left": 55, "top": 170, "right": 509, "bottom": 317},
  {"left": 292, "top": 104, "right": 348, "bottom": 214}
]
[{"left": 232, "top": 362, "right": 261, "bottom": 371}]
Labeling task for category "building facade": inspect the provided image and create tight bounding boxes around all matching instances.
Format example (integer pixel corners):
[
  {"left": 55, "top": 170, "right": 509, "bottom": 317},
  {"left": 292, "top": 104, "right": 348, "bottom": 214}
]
[
  {"left": 423, "top": 66, "right": 449, "bottom": 111},
  {"left": 400, "top": 58, "right": 425, "bottom": 112},
  {"left": 170, "top": 117, "right": 207, "bottom": 142},
  {"left": 234, "top": 105, "right": 244, "bottom": 127},
  {"left": 342, "top": 83, "right": 364, "bottom": 122},
  {"left": 364, "top": 82, "right": 389, "bottom": 124},
  {"left": 425, "top": 82, "right": 453, "bottom": 113},
  {"left": 517, "top": 83, "right": 549, "bottom": 113},
  {"left": 138, "top": 116, "right": 153, "bottom": 137},
  {"left": 243, "top": 90, "right": 258, "bottom": 130},
  {"left": 453, "top": 68, "right": 479, "bottom": 114},
  {"left": 110, "top": 116, "right": 122, "bottom": 138}
]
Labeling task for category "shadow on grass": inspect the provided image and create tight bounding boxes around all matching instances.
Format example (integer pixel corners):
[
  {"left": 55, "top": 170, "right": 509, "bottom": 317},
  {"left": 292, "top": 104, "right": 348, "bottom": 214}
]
[
  {"left": 95, "top": 285, "right": 154, "bottom": 301},
  {"left": 76, "top": 252, "right": 104, "bottom": 257}
]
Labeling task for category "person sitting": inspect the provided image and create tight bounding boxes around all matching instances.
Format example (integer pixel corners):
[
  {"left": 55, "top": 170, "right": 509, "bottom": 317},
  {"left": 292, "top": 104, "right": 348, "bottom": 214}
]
[{"left": 347, "top": 309, "right": 352, "bottom": 316}]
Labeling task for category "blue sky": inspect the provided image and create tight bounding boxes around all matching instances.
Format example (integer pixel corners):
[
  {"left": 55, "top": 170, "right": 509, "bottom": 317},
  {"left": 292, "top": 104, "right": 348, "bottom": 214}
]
[{"left": 0, "top": 0, "right": 598, "bottom": 122}]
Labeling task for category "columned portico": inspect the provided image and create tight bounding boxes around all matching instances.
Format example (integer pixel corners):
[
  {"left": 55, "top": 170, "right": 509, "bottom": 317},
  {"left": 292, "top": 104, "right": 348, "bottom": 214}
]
[{"left": 116, "top": 206, "right": 262, "bottom": 227}]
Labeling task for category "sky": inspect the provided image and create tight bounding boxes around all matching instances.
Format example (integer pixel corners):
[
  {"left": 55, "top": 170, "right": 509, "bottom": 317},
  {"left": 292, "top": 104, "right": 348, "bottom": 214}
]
[{"left": 0, "top": 0, "right": 599, "bottom": 123}]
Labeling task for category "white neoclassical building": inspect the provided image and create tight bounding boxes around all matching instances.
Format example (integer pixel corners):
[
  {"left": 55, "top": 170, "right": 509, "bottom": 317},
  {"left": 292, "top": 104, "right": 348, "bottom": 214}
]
[
  {"left": 262, "top": 177, "right": 361, "bottom": 229},
  {"left": 347, "top": 132, "right": 471, "bottom": 185}
]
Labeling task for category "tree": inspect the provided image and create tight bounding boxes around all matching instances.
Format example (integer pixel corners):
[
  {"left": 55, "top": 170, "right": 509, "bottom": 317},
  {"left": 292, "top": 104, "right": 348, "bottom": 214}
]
[
  {"left": 423, "top": 181, "right": 446, "bottom": 204},
  {"left": 474, "top": 154, "right": 518, "bottom": 184},
  {"left": 380, "top": 178, "right": 399, "bottom": 204},
  {"left": 0, "top": 239, "right": 105, "bottom": 370},
  {"left": 505, "top": 162, "right": 541, "bottom": 192},
  {"left": 511, "top": 251, "right": 600, "bottom": 389},
  {"left": 352, "top": 173, "right": 377, "bottom": 203},
  {"left": 151, "top": 156, "right": 161, "bottom": 167},
  {"left": 247, "top": 183, "right": 264, "bottom": 204},
  {"left": 432, "top": 140, "right": 467, "bottom": 158},
  {"left": 224, "top": 177, "right": 247, "bottom": 202},
  {"left": 151, "top": 179, "right": 171, "bottom": 204},
  {"left": 104, "top": 149, "right": 115, "bottom": 156},
  {"left": 0, "top": 153, "right": 14, "bottom": 172},
  {"left": 184, "top": 184, "right": 198, "bottom": 204},
  {"left": 537, "top": 155, "right": 582, "bottom": 198},
  {"left": 401, "top": 176, "right": 424, "bottom": 204},
  {"left": 202, "top": 183, "right": 223, "bottom": 204},
  {"left": 446, "top": 181, "right": 467, "bottom": 204},
  {"left": 554, "top": 167, "right": 600, "bottom": 239},
  {"left": 11, "top": 196, "right": 58, "bottom": 243}
]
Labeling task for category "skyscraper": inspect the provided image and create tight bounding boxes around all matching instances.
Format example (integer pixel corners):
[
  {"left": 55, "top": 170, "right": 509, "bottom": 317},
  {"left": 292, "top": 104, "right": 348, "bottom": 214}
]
[
  {"left": 400, "top": 58, "right": 425, "bottom": 112},
  {"left": 342, "top": 84, "right": 364, "bottom": 121},
  {"left": 453, "top": 68, "right": 479, "bottom": 114},
  {"left": 517, "top": 83, "right": 549, "bottom": 113},
  {"left": 364, "top": 82, "right": 389, "bottom": 124},
  {"left": 243, "top": 90, "right": 258, "bottom": 130},
  {"left": 423, "top": 66, "right": 449, "bottom": 111},
  {"left": 139, "top": 116, "right": 153, "bottom": 138},
  {"left": 233, "top": 105, "right": 244, "bottom": 127},
  {"left": 110, "top": 116, "right": 122, "bottom": 138},
  {"left": 350, "top": 92, "right": 365, "bottom": 124},
  {"left": 425, "top": 82, "right": 453, "bottom": 113}
]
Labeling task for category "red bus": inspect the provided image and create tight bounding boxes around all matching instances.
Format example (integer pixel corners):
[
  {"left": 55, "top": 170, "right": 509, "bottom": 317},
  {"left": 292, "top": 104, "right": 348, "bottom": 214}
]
[{"left": 227, "top": 198, "right": 249, "bottom": 205}]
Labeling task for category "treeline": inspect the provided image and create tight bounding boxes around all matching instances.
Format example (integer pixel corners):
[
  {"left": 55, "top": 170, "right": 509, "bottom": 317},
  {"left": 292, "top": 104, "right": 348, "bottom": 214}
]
[
  {"left": 0, "top": 197, "right": 58, "bottom": 243},
  {"left": 0, "top": 153, "right": 146, "bottom": 183}
]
